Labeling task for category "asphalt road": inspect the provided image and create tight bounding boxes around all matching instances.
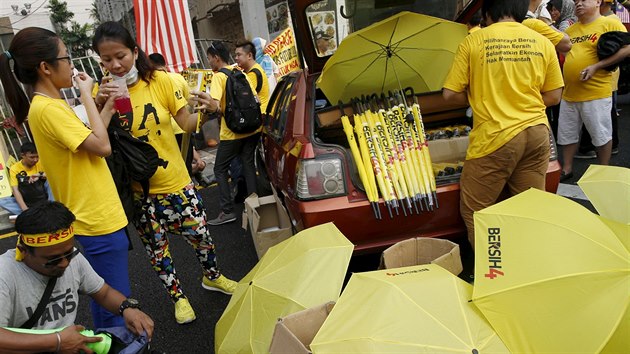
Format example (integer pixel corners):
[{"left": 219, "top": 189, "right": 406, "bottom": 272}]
[{"left": 0, "top": 95, "right": 628, "bottom": 353}]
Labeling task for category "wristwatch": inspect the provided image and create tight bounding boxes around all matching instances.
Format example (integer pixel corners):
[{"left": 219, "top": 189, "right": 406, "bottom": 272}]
[{"left": 118, "top": 298, "right": 140, "bottom": 315}]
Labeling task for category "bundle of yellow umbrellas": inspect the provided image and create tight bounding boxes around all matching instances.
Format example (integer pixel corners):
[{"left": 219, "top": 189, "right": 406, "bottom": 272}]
[
  {"left": 472, "top": 165, "right": 630, "bottom": 353},
  {"left": 340, "top": 89, "right": 437, "bottom": 219}
]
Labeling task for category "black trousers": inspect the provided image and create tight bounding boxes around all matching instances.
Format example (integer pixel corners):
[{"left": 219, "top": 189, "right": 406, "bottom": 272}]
[{"left": 214, "top": 133, "right": 260, "bottom": 213}]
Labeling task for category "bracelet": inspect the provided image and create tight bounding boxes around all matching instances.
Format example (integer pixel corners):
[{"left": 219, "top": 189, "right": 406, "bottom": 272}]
[{"left": 54, "top": 331, "right": 62, "bottom": 353}]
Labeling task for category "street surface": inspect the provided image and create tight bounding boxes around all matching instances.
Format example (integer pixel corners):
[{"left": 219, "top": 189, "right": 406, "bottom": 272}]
[{"left": 0, "top": 95, "right": 628, "bottom": 353}]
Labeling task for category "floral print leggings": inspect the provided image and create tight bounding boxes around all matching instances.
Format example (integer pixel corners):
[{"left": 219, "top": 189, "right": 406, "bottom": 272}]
[{"left": 134, "top": 184, "right": 220, "bottom": 303}]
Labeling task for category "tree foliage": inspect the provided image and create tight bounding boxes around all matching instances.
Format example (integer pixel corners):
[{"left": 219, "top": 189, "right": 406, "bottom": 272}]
[
  {"left": 89, "top": 0, "right": 101, "bottom": 26},
  {"left": 47, "top": 0, "right": 92, "bottom": 57}
]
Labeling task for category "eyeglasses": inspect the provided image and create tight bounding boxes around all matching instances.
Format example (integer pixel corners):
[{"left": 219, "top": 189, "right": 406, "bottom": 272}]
[
  {"left": 43, "top": 247, "right": 80, "bottom": 268},
  {"left": 53, "top": 56, "right": 72, "bottom": 64}
]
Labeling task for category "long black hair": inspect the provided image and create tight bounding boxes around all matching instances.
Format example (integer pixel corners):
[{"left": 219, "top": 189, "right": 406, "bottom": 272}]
[
  {"left": 482, "top": 0, "right": 529, "bottom": 23},
  {"left": 92, "top": 21, "right": 155, "bottom": 83},
  {"left": 0, "top": 27, "right": 62, "bottom": 124}
]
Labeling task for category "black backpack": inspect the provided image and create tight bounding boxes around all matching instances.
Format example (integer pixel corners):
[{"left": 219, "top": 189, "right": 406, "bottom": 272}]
[
  {"left": 219, "top": 68, "right": 262, "bottom": 134},
  {"left": 106, "top": 122, "right": 166, "bottom": 221}
]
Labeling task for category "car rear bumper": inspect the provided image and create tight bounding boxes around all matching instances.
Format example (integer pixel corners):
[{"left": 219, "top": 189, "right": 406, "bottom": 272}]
[{"left": 282, "top": 160, "right": 561, "bottom": 254}]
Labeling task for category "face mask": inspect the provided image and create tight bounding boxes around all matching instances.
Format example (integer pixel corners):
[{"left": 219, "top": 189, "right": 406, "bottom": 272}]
[{"left": 113, "top": 64, "right": 139, "bottom": 85}]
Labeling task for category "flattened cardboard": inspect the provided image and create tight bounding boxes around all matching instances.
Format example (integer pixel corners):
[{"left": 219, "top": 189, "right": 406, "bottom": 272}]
[
  {"left": 269, "top": 302, "right": 335, "bottom": 354},
  {"left": 243, "top": 191, "right": 293, "bottom": 259},
  {"left": 380, "top": 237, "right": 463, "bottom": 275},
  {"left": 428, "top": 136, "right": 469, "bottom": 163}
]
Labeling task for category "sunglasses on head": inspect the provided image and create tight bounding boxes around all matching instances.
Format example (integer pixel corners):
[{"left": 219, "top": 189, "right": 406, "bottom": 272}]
[{"left": 43, "top": 247, "right": 80, "bottom": 268}]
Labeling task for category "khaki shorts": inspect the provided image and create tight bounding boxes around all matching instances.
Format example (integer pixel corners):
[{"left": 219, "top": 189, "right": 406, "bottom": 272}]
[{"left": 557, "top": 97, "right": 612, "bottom": 147}]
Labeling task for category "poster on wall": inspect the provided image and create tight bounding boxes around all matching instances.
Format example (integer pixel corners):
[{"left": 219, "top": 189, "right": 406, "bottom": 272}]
[
  {"left": 306, "top": 10, "right": 337, "bottom": 56},
  {"left": 264, "top": 27, "right": 301, "bottom": 77},
  {"left": 265, "top": 0, "right": 290, "bottom": 40},
  {"left": 0, "top": 150, "right": 12, "bottom": 199}
]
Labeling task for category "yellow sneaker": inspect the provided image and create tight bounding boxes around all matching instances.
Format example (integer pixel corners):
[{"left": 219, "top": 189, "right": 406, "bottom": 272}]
[
  {"left": 174, "top": 298, "right": 196, "bottom": 324},
  {"left": 202, "top": 274, "right": 237, "bottom": 295}
]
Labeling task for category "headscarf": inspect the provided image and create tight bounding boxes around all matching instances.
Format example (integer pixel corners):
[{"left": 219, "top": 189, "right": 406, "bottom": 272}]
[
  {"left": 15, "top": 226, "right": 75, "bottom": 261},
  {"left": 252, "top": 37, "right": 276, "bottom": 78},
  {"left": 557, "top": 0, "right": 577, "bottom": 31}
]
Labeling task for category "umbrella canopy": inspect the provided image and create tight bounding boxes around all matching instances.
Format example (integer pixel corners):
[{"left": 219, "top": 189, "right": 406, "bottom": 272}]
[
  {"left": 215, "top": 223, "right": 354, "bottom": 354},
  {"left": 578, "top": 165, "right": 630, "bottom": 225},
  {"left": 310, "top": 264, "right": 509, "bottom": 353},
  {"left": 473, "top": 188, "right": 630, "bottom": 354},
  {"left": 316, "top": 11, "right": 467, "bottom": 104}
]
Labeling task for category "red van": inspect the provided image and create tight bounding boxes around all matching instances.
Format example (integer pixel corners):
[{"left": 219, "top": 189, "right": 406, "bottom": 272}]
[{"left": 259, "top": 0, "right": 562, "bottom": 253}]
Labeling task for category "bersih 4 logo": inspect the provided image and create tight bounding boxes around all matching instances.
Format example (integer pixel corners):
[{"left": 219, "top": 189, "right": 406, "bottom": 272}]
[{"left": 485, "top": 227, "right": 504, "bottom": 279}]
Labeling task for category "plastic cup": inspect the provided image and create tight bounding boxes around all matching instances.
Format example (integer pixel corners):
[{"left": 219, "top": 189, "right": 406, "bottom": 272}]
[{"left": 112, "top": 77, "right": 133, "bottom": 114}]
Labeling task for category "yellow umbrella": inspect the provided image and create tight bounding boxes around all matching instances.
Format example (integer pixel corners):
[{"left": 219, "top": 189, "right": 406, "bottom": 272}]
[
  {"left": 215, "top": 223, "right": 354, "bottom": 354},
  {"left": 311, "top": 264, "right": 509, "bottom": 353},
  {"left": 578, "top": 165, "right": 630, "bottom": 225},
  {"left": 316, "top": 11, "right": 467, "bottom": 104},
  {"left": 473, "top": 188, "right": 630, "bottom": 354}
]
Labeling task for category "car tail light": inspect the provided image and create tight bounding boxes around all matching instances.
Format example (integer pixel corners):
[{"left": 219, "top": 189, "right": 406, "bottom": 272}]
[{"left": 296, "top": 157, "right": 346, "bottom": 200}]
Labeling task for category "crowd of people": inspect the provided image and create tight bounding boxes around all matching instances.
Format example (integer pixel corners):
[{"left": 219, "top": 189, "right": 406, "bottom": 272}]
[
  {"left": 444, "top": 0, "right": 628, "bottom": 249},
  {"left": 0, "top": 0, "right": 628, "bottom": 351},
  {"left": 0, "top": 17, "right": 271, "bottom": 352}
]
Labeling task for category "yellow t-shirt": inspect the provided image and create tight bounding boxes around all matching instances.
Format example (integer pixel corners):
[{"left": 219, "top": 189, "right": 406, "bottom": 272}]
[
  {"left": 443, "top": 22, "right": 563, "bottom": 160},
  {"left": 210, "top": 66, "right": 262, "bottom": 141},
  {"left": 248, "top": 63, "right": 270, "bottom": 112},
  {"left": 9, "top": 160, "right": 45, "bottom": 187},
  {"left": 124, "top": 70, "right": 190, "bottom": 194},
  {"left": 522, "top": 18, "right": 565, "bottom": 46},
  {"left": 563, "top": 16, "right": 627, "bottom": 102},
  {"left": 168, "top": 72, "right": 189, "bottom": 135},
  {"left": 28, "top": 96, "right": 128, "bottom": 235}
]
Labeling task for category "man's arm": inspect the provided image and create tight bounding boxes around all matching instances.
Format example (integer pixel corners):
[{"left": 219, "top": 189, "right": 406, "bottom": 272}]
[
  {"left": 0, "top": 326, "right": 102, "bottom": 354},
  {"left": 11, "top": 187, "right": 27, "bottom": 211},
  {"left": 541, "top": 88, "right": 563, "bottom": 107},
  {"left": 442, "top": 88, "right": 469, "bottom": 106},
  {"left": 581, "top": 45, "right": 630, "bottom": 81},
  {"left": 90, "top": 284, "right": 154, "bottom": 339}
]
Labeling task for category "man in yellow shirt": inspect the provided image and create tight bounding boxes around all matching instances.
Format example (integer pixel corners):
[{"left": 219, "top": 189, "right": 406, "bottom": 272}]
[
  {"left": 7, "top": 142, "right": 52, "bottom": 212},
  {"left": 443, "top": 0, "right": 564, "bottom": 249},
  {"left": 190, "top": 41, "right": 261, "bottom": 225},
  {"left": 556, "top": 0, "right": 627, "bottom": 180}
]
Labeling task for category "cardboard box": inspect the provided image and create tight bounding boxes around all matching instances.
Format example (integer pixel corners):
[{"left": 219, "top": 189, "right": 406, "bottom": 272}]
[
  {"left": 427, "top": 136, "right": 469, "bottom": 163},
  {"left": 380, "top": 238, "right": 463, "bottom": 276},
  {"left": 269, "top": 302, "right": 335, "bottom": 354},
  {"left": 243, "top": 191, "right": 293, "bottom": 259}
]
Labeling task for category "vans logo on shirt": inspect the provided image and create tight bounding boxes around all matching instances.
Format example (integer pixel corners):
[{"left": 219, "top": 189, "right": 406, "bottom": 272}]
[{"left": 25, "top": 288, "right": 77, "bottom": 327}]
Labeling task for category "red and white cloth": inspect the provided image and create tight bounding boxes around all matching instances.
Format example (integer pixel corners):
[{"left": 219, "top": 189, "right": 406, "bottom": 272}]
[
  {"left": 134, "top": 0, "right": 198, "bottom": 72},
  {"left": 617, "top": 3, "right": 630, "bottom": 23}
]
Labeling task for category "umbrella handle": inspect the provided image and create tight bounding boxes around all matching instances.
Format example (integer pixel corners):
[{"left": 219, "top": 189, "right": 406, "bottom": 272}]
[
  {"left": 340, "top": 0, "right": 356, "bottom": 19},
  {"left": 338, "top": 100, "right": 346, "bottom": 117}
]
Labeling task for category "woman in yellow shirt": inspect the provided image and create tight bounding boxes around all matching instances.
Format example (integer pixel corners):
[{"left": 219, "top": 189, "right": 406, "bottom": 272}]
[
  {"left": 92, "top": 21, "right": 236, "bottom": 325},
  {"left": 0, "top": 27, "right": 130, "bottom": 328}
]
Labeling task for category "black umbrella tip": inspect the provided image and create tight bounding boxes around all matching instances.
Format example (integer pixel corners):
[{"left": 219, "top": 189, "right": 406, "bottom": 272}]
[{"left": 472, "top": 349, "right": 479, "bottom": 354}]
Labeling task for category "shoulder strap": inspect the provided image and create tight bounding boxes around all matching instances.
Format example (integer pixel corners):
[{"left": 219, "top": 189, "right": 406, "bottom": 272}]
[
  {"left": 218, "top": 68, "right": 232, "bottom": 77},
  {"left": 251, "top": 68, "right": 263, "bottom": 94},
  {"left": 20, "top": 276, "right": 57, "bottom": 329}
]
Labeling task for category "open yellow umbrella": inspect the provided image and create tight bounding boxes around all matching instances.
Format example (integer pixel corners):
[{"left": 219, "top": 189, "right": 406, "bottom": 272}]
[
  {"left": 473, "top": 188, "right": 630, "bottom": 354},
  {"left": 316, "top": 11, "right": 467, "bottom": 104},
  {"left": 578, "top": 165, "right": 630, "bottom": 225},
  {"left": 310, "top": 264, "right": 509, "bottom": 353},
  {"left": 215, "top": 223, "right": 354, "bottom": 354}
]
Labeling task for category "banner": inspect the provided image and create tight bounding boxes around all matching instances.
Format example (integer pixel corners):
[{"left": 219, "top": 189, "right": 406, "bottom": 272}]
[
  {"left": 0, "top": 149, "right": 12, "bottom": 199},
  {"left": 264, "top": 28, "right": 301, "bottom": 77},
  {"left": 134, "top": 0, "right": 198, "bottom": 72}
]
